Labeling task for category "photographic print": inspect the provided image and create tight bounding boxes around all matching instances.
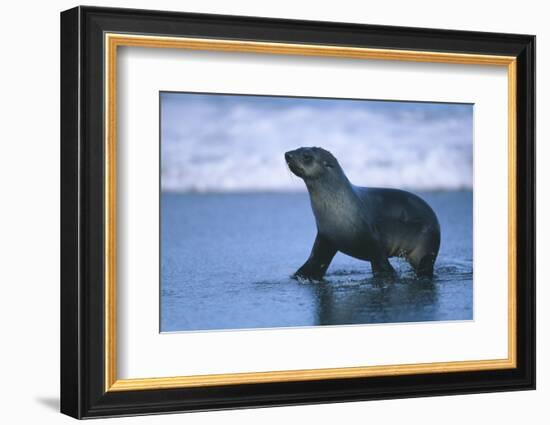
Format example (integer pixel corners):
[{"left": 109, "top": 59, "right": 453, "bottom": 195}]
[{"left": 160, "top": 92, "right": 473, "bottom": 332}]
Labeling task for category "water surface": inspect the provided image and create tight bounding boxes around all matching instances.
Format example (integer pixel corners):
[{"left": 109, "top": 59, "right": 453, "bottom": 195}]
[{"left": 161, "top": 191, "right": 472, "bottom": 332}]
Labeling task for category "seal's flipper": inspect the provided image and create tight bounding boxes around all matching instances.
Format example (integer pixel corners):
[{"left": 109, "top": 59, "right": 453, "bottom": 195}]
[
  {"left": 414, "top": 254, "right": 436, "bottom": 278},
  {"left": 370, "top": 257, "right": 396, "bottom": 277},
  {"left": 407, "top": 225, "right": 440, "bottom": 278},
  {"left": 294, "top": 234, "right": 337, "bottom": 281}
]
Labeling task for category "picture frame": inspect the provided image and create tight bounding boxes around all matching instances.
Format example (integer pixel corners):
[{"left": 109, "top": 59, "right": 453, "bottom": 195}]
[{"left": 60, "top": 5, "right": 535, "bottom": 419}]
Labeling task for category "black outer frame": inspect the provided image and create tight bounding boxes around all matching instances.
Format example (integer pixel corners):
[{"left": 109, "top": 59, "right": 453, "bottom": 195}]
[{"left": 60, "top": 5, "right": 535, "bottom": 419}]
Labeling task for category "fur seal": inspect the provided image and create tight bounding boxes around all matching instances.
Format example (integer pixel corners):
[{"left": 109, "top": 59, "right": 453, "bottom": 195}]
[{"left": 285, "top": 147, "right": 440, "bottom": 279}]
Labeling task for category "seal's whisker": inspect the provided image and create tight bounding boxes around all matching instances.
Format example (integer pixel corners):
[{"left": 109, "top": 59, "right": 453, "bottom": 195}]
[{"left": 285, "top": 164, "right": 297, "bottom": 181}]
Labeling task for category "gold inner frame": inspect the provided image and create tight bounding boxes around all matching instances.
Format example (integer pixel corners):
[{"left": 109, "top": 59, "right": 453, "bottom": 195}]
[{"left": 104, "top": 33, "right": 517, "bottom": 392}]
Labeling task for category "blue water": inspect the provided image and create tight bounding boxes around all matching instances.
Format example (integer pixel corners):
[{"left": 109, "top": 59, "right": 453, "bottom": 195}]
[{"left": 160, "top": 191, "right": 473, "bottom": 332}]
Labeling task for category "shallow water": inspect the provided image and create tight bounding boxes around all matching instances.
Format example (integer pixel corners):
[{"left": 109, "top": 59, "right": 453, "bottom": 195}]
[{"left": 160, "top": 191, "right": 473, "bottom": 332}]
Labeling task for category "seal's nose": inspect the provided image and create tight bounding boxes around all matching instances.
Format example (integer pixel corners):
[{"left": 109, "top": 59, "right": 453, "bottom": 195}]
[{"left": 285, "top": 152, "right": 293, "bottom": 162}]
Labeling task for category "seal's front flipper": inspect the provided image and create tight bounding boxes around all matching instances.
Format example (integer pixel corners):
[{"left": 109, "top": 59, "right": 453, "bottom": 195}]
[{"left": 294, "top": 234, "right": 337, "bottom": 281}]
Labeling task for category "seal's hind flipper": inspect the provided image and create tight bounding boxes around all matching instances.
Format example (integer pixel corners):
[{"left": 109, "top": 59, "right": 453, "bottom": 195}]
[
  {"left": 414, "top": 254, "right": 437, "bottom": 278},
  {"left": 371, "top": 257, "right": 396, "bottom": 277}
]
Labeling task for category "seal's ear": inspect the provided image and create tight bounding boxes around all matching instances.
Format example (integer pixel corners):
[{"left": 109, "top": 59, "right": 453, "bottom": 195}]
[{"left": 323, "top": 161, "right": 334, "bottom": 168}]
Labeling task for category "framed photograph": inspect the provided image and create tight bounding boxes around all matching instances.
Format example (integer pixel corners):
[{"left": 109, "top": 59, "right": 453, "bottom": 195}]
[{"left": 60, "top": 6, "right": 535, "bottom": 419}]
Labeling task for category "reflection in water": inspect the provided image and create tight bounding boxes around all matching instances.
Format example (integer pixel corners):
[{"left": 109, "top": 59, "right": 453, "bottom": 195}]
[
  {"left": 310, "top": 275, "right": 438, "bottom": 326},
  {"left": 161, "top": 192, "right": 473, "bottom": 332}
]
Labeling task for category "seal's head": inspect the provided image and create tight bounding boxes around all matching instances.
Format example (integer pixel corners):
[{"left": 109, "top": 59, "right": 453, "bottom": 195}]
[{"left": 285, "top": 147, "right": 339, "bottom": 181}]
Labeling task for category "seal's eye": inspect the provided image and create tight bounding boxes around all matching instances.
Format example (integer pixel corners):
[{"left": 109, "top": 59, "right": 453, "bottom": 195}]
[
  {"left": 323, "top": 161, "right": 334, "bottom": 168},
  {"left": 302, "top": 154, "right": 314, "bottom": 164}
]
